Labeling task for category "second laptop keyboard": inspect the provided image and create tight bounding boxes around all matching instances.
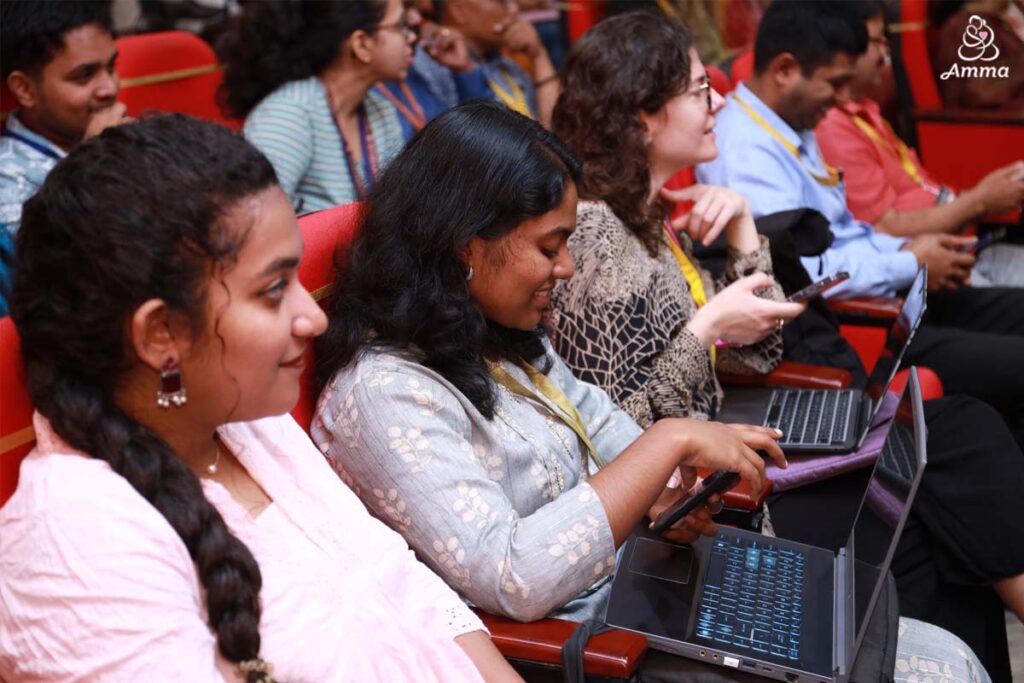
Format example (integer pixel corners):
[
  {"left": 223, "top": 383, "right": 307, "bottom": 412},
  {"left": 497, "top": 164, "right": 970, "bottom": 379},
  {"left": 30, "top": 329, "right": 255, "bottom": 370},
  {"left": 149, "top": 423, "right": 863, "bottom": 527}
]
[
  {"left": 765, "top": 389, "right": 854, "bottom": 446},
  {"left": 696, "top": 535, "right": 807, "bottom": 661}
]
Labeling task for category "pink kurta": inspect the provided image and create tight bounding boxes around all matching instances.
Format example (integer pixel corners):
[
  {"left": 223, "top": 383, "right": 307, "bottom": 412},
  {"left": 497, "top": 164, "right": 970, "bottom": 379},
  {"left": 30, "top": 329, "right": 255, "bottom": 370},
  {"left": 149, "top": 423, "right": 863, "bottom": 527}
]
[{"left": 0, "top": 413, "right": 485, "bottom": 682}]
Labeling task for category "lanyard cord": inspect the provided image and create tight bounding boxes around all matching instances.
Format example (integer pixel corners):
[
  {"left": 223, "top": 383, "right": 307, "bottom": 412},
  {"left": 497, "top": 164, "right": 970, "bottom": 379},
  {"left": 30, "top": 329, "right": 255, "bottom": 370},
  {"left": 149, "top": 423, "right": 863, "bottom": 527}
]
[
  {"left": 488, "top": 67, "right": 532, "bottom": 118},
  {"left": 662, "top": 222, "right": 717, "bottom": 366},
  {"left": 731, "top": 93, "right": 842, "bottom": 187},
  {"left": 374, "top": 82, "right": 427, "bottom": 131},
  {"left": 486, "top": 358, "right": 606, "bottom": 471},
  {"left": 2, "top": 129, "right": 62, "bottom": 161},
  {"left": 323, "top": 80, "right": 379, "bottom": 199}
]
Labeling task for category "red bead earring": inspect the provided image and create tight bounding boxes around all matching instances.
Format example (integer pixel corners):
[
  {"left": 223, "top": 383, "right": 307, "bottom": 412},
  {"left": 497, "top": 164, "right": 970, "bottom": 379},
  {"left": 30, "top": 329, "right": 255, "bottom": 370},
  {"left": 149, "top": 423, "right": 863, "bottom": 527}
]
[{"left": 156, "top": 358, "right": 187, "bottom": 408}]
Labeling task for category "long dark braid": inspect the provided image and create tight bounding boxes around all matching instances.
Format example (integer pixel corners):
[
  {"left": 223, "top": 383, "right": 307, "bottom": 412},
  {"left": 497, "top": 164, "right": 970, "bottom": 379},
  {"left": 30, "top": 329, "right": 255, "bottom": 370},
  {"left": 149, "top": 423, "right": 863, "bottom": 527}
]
[{"left": 11, "top": 115, "right": 278, "bottom": 681}]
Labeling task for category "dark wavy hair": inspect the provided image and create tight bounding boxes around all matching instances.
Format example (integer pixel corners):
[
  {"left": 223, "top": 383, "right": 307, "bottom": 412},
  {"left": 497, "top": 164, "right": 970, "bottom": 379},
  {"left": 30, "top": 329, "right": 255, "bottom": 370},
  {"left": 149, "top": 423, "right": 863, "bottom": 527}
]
[
  {"left": 552, "top": 10, "right": 693, "bottom": 256},
  {"left": 1, "top": 0, "right": 112, "bottom": 79},
  {"left": 316, "top": 101, "right": 581, "bottom": 419},
  {"left": 217, "top": 0, "right": 385, "bottom": 118},
  {"left": 11, "top": 115, "right": 279, "bottom": 681}
]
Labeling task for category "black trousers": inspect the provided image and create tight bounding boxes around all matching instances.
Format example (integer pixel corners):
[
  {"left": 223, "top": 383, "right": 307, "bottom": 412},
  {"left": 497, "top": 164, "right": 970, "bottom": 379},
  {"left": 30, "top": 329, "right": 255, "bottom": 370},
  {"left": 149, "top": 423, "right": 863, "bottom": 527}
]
[
  {"left": 769, "top": 396, "right": 1024, "bottom": 683},
  {"left": 903, "top": 286, "right": 1024, "bottom": 452}
]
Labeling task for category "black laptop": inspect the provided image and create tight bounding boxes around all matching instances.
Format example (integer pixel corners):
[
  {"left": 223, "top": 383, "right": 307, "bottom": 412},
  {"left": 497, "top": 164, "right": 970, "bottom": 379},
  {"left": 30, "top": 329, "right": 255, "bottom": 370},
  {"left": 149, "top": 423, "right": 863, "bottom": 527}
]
[
  {"left": 605, "top": 368, "right": 927, "bottom": 683},
  {"left": 714, "top": 267, "right": 927, "bottom": 454}
]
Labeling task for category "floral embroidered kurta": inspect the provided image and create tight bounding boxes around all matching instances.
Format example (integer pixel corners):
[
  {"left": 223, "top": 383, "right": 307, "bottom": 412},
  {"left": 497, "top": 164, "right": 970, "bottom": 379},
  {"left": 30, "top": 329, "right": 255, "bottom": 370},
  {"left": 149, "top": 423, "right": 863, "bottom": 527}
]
[
  {"left": 313, "top": 340, "right": 643, "bottom": 623},
  {"left": 0, "top": 413, "right": 485, "bottom": 682}
]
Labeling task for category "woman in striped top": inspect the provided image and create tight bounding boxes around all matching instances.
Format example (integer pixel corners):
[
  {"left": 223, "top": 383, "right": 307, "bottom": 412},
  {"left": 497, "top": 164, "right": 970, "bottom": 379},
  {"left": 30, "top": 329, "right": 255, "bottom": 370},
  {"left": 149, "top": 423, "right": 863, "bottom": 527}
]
[{"left": 219, "top": 0, "right": 415, "bottom": 213}]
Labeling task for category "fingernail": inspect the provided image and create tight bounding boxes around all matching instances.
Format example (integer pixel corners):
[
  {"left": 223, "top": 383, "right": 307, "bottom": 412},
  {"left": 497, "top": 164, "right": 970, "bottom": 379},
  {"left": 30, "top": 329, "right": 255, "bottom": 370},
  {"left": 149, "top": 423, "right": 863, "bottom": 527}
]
[{"left": 773, "top": 428, "right": 784, "bottom": 437}]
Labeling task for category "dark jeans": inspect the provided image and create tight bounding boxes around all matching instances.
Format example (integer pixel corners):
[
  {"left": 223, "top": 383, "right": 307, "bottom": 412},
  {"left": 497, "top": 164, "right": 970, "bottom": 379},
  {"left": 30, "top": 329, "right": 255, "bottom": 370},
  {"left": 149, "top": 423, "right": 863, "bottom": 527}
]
[{"left": 903, "top": 286, "right": 1024, "bottom": 452}]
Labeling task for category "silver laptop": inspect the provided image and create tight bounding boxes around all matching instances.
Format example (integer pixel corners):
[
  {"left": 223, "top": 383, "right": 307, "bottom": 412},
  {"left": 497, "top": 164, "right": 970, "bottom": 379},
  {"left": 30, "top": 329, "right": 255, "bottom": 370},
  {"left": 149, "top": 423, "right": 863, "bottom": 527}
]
[
  {"left": 715, "top": 267, "right": 927, "bottom": 454},
  {"left": 605, "top": 368, "right": 927, "bottom": 683}
]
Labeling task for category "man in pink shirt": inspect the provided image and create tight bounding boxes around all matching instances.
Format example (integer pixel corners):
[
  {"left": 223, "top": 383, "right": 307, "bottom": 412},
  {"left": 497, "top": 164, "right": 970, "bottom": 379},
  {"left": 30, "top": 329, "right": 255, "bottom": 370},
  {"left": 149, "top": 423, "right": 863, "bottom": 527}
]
[{"left": 815, "top": 2, "right": 1024, "bottom": 285}]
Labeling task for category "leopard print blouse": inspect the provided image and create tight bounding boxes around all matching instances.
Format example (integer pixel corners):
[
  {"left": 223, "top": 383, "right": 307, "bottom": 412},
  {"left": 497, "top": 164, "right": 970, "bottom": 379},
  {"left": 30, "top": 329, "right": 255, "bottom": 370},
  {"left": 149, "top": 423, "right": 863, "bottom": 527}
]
[{"left": 548, "top": 200, "right": 783, "bottom": 428}]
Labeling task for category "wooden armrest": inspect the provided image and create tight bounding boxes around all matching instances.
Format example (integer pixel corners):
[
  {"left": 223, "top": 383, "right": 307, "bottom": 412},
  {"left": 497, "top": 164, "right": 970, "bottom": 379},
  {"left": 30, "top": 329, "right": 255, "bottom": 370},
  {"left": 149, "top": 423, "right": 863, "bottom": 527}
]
[
  {"left": 476, "top": 611, "right": 648, "bottom": 679},
  {"left": 693, "top": 470, "right": 772, "bottom": 511},
  {"left": 717, "top": 360, "right": 851, "bottom": 390},
  {"left": 827, "top": 296, "right": 902, "bottom": 324}
]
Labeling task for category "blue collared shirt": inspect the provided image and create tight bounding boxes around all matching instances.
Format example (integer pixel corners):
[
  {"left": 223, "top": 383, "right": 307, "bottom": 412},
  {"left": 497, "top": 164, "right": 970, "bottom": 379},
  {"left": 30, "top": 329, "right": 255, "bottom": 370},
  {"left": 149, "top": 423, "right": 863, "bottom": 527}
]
[
  {"left": 381, "top": 48, "right": 491, "bottom": 142},
  {"left": 0, "top": 112, "right": 66, "bottom": 236},
  {"left": 414, "top": 48, "right": 538, "bottom": 119},
  {"left": 696, "top": 83, "right": 918, "bottom": 299}
]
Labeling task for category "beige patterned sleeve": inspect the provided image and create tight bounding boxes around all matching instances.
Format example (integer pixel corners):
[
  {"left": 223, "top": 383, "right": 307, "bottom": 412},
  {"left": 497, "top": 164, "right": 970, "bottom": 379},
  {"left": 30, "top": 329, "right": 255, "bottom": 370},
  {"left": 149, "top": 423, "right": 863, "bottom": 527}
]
[
  {"left": 709, "top": 234, "right": 785, "bottom": 376},
  {"left": 550, "top": 202, "right": 722, "bottom": 426}
]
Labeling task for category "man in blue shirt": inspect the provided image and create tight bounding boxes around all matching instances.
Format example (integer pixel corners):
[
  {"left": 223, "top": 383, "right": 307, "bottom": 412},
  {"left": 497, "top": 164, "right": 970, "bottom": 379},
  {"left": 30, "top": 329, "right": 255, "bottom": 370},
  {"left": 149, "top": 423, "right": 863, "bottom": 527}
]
[
  {"left": 697, "top": 0, "right": 1024, "bottom": 456},
  {"left": 1, "top": 1, "right": 126, "bottom": 235}
]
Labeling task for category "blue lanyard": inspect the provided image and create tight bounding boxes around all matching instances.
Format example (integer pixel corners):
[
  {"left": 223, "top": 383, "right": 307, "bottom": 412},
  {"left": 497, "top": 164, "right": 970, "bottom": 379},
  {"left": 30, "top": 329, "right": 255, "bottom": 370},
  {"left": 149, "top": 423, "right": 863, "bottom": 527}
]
[
  {"left": 2, "top": 129, "right": 62, "bottom": 161},
  {"left": 339, "top": 108, "right": 376, "bottom": 200}
]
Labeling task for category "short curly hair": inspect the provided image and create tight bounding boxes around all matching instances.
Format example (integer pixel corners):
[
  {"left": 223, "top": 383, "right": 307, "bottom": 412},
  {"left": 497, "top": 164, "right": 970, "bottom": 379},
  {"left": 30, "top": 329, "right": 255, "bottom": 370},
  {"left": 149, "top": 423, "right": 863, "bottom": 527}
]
[
  {"left": 217, "top": 0, "right": 386, "bottom": 118},
  {"left": 552, "top": 10, "right": 693, "bottom": 256}
]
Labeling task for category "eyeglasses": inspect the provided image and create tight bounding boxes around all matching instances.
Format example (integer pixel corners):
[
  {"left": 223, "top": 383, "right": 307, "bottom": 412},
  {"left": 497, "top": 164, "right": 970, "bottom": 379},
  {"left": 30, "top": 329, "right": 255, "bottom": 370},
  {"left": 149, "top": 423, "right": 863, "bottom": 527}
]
[
  {"left": 378, "top": 14, "right": 416, "bottom": 38},
  {"left": 688, "top": 76, "right": 712, "bottom": 111}
]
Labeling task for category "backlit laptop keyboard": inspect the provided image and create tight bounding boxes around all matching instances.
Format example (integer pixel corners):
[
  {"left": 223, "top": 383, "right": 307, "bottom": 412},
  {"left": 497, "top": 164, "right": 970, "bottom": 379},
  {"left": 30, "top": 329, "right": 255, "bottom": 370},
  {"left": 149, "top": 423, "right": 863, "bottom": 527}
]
[{"left": 695, "top": 536, "right": 807, "bottom": 661}]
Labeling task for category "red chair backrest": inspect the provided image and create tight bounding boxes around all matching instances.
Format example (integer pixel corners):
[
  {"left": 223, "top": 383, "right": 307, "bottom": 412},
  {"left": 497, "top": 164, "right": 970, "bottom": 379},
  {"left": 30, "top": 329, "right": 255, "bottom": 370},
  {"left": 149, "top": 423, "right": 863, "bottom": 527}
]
[
  {"left": 115, "top": 31, "right": 241, "bottom": 130},
  {"left": 730, "top": 50, "right": 755, "bottom": 86},
  {"left": 897, "top": 0, "right": 942, "bottom": 109},
  {"left": 566, "top": 0, "right": 607, "bottom": 44},
  {"left": 291, "top": 203, "right": 365, "bottom": 431},
  {"left": 0, "top": 317, "right": 34, "bottom": 508},
  {"left": 707, "top": 65, "right": 734, "bottom": 96}
]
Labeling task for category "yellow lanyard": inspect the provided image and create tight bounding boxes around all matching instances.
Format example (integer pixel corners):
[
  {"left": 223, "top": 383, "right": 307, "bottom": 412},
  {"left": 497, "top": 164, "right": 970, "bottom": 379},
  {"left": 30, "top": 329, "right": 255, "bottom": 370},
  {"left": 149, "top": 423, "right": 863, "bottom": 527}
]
[
  {"left": 732, "top": 93, "right": 843, "bottom": 187},
  {"left": 846, "top": 112, "right": 924, "bottom": 185},
  {"left": 486, "top": 358, "right": 606, "bottom": 471},
  {"left": 662, "top": 223, "right": 716, "bottom": 366},
  {"left": 488, "top": 68, "right": 532, "bottom": 118}
]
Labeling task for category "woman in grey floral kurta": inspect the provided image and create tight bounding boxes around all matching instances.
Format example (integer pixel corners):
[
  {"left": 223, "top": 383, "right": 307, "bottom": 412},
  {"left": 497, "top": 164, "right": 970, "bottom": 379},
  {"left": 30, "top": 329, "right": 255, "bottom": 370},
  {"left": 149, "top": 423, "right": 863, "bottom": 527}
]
[{"left": 312, "top": 101, "right": 783, "bottom": 625}]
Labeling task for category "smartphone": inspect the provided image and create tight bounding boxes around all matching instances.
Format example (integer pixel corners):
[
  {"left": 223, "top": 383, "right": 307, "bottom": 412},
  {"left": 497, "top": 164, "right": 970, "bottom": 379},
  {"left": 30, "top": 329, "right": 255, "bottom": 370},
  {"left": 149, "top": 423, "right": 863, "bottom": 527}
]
[
  {"left": 958, "top": 228, "right": 1007, "bottom": 253},
  {"left": 649, "top": 469, "right": 740, "bottom": 533},
  {"left": 786, "top": 271, "right": 850, "bottom": 303}
]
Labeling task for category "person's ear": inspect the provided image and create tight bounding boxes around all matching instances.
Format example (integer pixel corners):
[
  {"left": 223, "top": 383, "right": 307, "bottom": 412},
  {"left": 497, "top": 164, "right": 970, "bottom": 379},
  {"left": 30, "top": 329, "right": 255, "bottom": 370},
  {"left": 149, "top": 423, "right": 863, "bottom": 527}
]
[
  {"left": 6, "top": 71, "right": 40, "bottom": 109},
  {"left": 128, "top": 299, "right": 191, "bottom": 372},
  {"left": 768, "top": 52, "right": 803, "bottom": 91},
  {"left": 462, "top": 237, "right": 483, "bottom": 279},
  {"left": 638, "top": 110, "right": 660, "bottom": 145},
  {"left": 349, "top": 30, "right": 376, "bottom": 65}
]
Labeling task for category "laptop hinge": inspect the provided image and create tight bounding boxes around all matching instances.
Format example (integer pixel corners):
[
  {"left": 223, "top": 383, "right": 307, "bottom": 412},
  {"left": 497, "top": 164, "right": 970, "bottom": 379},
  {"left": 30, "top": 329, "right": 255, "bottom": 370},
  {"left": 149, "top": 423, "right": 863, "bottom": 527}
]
[{"left": 833, "top": 548, "right": 852, "bottom": 677}]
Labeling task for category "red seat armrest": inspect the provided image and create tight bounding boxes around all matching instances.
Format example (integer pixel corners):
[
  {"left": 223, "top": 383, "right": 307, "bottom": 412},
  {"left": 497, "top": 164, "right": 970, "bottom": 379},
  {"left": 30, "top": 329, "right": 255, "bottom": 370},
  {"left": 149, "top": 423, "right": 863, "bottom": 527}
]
[
  {"left": 717, "top": 360, "right": 851, "bottom": 390},
  {"left": 476, "top": 611, "right": 648, "bottom": 679},
  {"left": 827, "top": 297, "right": 902, "bottom": 324}
]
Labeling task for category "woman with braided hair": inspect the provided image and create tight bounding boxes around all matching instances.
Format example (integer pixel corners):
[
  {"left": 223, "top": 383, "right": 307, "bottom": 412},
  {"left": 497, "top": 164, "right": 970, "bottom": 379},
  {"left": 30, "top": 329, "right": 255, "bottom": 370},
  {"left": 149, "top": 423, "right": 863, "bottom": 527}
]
[{"left": 0, "top": 115, "right": 519, "bottom": 683}]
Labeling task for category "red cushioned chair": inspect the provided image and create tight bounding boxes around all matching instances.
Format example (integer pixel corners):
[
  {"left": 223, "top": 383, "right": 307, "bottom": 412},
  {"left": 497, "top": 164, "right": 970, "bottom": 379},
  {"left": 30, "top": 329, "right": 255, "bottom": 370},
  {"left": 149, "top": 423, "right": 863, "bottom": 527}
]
[
  {"left": 890, "top": 0, "right": 1023, "bottom": 220},
  {"left": 707, "top": 64, "right": 733, "bottom": 97},
  {"left": 565, "top": 0, "right": 607, "bottom": 44},
  {"left": 114, "top": 31, "right": 242, "bottom": 131},
  {"left": 0, "top": 316, "right": 33, "bottom": 508}
]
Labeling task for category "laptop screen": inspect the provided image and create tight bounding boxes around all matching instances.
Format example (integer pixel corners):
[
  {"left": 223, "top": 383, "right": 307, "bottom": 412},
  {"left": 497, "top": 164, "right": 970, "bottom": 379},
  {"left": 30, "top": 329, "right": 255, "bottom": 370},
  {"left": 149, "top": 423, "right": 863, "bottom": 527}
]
[
  {"left": 864, "top": 268, "right": 928, "bottom": 411},
  {"left": 847, "top": 370, "right": 926, "bottom": 657}
]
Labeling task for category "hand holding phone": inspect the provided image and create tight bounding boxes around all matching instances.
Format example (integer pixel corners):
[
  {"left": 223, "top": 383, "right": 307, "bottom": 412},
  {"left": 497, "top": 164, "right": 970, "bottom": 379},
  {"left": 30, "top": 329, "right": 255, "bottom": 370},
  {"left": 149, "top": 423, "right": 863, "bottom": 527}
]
[
  {"left": 786, "top": 272, "right": 850, "bottom": 303},
  {"left": 957, "top": 228, "right": 1007, "bottom": 254},
  {"left": 649, "top": 470, "right": 738, "bottom": 533}
]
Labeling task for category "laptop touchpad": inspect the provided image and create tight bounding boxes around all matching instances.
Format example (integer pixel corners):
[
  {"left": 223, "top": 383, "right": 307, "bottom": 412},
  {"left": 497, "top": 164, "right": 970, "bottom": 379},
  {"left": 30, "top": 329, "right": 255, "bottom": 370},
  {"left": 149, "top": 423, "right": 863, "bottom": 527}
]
[{"left": 629, "top": 538, "right": 694, "bottom": 585}]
